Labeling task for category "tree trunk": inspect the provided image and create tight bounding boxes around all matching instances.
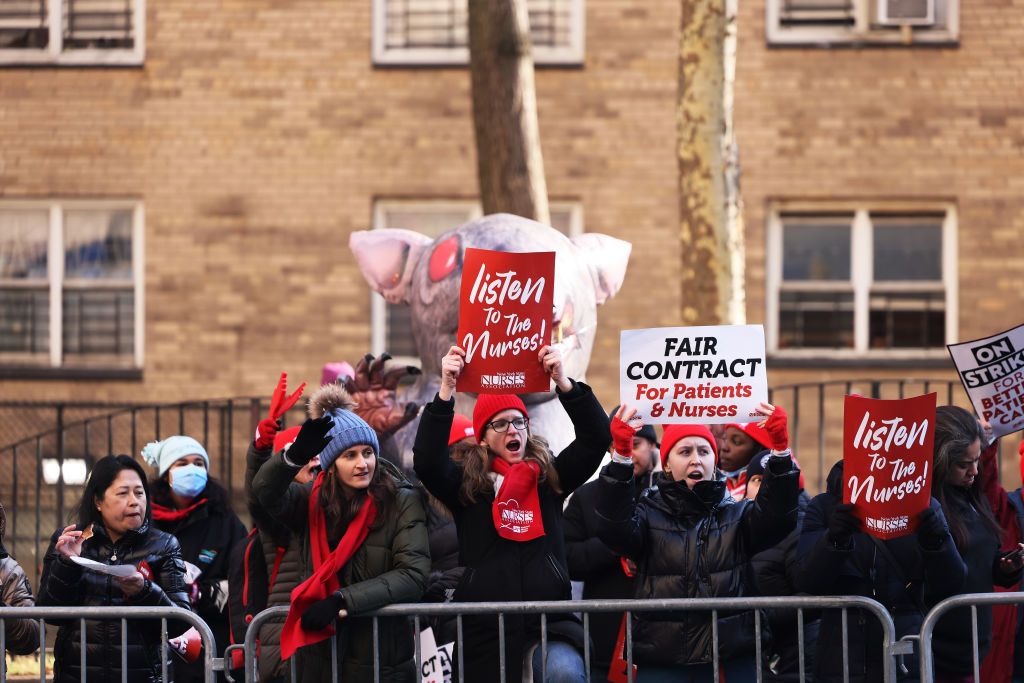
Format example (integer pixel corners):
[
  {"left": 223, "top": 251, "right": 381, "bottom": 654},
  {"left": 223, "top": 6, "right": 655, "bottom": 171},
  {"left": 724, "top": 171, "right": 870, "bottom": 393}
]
[
  {"left": 468, "top": 0, "right": 550, "bottom": 224},
  {"left": 678, "top": 0, "right": 743, "bottom": 324}
]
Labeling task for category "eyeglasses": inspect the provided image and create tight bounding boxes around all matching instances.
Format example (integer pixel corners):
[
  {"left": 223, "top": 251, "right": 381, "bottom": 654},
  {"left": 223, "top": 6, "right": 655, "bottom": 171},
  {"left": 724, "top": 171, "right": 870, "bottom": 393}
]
[{"left": 486, "top": 417, "right": 530, "bottom": 433}]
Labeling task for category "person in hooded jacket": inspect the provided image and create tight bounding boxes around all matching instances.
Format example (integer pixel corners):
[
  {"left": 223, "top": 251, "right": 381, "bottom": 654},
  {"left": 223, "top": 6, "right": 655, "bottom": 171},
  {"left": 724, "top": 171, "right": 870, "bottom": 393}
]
[
  {"left": 38, "top": 454, "right": 192, "bottom": 683},
  {"left": 929, "top": 406, "right": 1023, "bottom": 683},
  {"left": 594, "top": 403, "right": 799, "bottom": 683},
  {"left": 562, "top": 405, "right": 658, "bottom": 681},
  {"left": 143, "top": 435, "right": 247, "bottom": 683},
  {"left": 0, "top": 502, "right": 39, "bottom": 656},
  {"left": 797, "top": 459, "right": 966, "bottom": 683},
  {"left": 252, "top": 383, "right": 430, "bottom": 682},
  {"left": 414, "top": 344, "right": 611, "bottom": 683}
]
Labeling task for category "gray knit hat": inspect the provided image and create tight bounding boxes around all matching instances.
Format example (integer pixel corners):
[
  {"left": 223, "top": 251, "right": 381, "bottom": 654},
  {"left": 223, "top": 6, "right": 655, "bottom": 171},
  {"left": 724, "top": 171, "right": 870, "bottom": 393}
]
[{"left": 308, "top": 384, "right": 380, "bottom": 473}]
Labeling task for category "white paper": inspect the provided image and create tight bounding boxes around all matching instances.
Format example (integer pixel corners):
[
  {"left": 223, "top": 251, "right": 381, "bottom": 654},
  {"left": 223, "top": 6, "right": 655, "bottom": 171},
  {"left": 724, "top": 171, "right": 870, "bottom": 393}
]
[
  {"left": 948, "top": 323, "right": 1024, "bottom": 439},
  {"left": 419, "top": 627, "right": 454, "bottom": 683},
  {"left": 70, "top": 556, "right": 140, "bottom": 578},
  {"left": 620, "top": 325, "right": 768, "bottom": 424},
  {"left": 183, "top": 560, "right": 203, "bottom": 585}
]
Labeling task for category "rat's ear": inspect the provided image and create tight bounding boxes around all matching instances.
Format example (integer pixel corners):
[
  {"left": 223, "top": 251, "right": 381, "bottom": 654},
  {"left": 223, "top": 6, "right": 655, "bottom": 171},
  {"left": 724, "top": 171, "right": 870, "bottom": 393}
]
[{"left": 349, "top": 229, "right": 434, "bottom": 304}]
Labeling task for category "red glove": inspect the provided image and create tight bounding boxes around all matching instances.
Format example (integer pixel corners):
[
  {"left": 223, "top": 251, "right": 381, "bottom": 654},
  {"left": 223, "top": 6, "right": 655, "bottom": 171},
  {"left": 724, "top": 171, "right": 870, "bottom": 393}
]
[
  {"left": 610, "top": 417, "right": 635, "bottom": 457},
  {"left": 763, "top": 406, "right": 789, "bottom": 451},
  {"left": 268, "top": 372, "right": 306, "bottom": 422},
  {"left": 254, "top": 417, "right": 279, "bottom": 450}
]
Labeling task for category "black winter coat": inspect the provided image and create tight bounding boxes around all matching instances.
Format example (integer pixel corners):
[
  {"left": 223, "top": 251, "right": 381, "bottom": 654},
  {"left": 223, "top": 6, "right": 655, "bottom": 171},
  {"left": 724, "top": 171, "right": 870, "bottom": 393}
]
[
  {"left": 151, "top": 480, "right": 247, "bottom": 683},
  {"left": 932, "top": 486, "right": 1021, "bottom": 676},
  {"left": 563, "top": 474, "right": 651, "bottom": 679},
  {"left": 796, "top": 461, "right": 966, "bottom": 683},
  {"left": 413, "top": 380, "right": 611, "bottom": 683},
  {"left": 37, "top": 520, "right": 192, "bottom": 683},
  {"left": 595, "top": 455, "right": 800, "bottom": 667}
]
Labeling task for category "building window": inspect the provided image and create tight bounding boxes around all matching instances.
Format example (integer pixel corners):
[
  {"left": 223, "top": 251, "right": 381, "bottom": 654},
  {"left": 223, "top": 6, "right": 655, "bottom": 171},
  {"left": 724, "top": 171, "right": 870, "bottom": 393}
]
[
  {"left": 0, "top": 201, "right": 144, "bottom": 369},
  {"left": 372, "top": 0, "right": 584, "bottom": 66},
  {"left": 370, "top": 200, "right": 583, "bottom": 361},
  {"left": 766, "top": 0, "right": 958, "bottom": 46},
  {"left": 0, "top": 0, "right": 145, "bottom": 66},
  {"left": 766, "top": 203, "right": 956, "bottom": 357}
]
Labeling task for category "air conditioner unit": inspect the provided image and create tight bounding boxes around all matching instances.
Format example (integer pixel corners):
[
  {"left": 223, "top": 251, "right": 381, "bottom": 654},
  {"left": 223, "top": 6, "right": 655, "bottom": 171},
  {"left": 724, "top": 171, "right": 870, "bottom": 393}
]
[{"left": 877, "top": 0, "right": 935, "bottom": 26}]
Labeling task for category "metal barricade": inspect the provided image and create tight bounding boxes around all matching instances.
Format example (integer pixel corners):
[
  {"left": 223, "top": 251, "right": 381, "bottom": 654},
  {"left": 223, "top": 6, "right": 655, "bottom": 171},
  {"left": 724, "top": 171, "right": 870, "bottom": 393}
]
[
  {"left": 0, "top": 605, "right": 217, "bottom": 683},
  {"left": 919, "top": 591, "right": 1024, "bottom": 682},
  {"left": 244, "top": 595, "right": 899, "bottom": 683}
]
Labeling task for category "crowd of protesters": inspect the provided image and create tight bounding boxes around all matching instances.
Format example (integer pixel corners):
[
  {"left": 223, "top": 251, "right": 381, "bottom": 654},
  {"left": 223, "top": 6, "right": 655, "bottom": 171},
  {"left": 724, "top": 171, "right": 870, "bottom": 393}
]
[{"left": 5, "top": 346, "right": 1024, "bottom": 682}]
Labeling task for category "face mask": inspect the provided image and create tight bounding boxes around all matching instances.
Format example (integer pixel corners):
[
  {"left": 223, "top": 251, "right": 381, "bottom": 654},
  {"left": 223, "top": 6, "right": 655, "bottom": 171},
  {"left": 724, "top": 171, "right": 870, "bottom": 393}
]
[{"left": 170, "top": 464, "right": 208, "bottom": 498}]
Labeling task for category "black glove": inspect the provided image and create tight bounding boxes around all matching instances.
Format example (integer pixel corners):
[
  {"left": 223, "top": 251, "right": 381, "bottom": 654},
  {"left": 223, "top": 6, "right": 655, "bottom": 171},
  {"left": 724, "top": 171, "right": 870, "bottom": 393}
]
[
  {"left": 301, "top": 590, "right": 344, "bottom": 631},
  {"left": 287, "top": 416, "right": 334, "bottom": 467},
  {"left": 916, "top": 507, "right": 948, "bottom": 551},
  {"left": 827, "top": 503, "right": 860, "bottom": 548}
]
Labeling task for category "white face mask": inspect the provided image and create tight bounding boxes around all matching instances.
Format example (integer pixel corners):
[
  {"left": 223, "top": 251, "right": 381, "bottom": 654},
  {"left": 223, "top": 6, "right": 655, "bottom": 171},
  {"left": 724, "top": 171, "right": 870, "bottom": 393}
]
[{"left": 170, "top": 464, "right": 208, "bottom": 498}]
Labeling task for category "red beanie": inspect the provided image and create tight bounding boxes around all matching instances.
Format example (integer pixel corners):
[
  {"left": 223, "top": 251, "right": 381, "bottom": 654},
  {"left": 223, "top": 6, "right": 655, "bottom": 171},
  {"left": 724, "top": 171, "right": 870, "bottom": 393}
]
[
  {"left": 660, "top": 424, "right": 718, "bottom": 468},
  {"left": 449, "top": 414, "right": 475, "bottom": 447},
  {"left": 273, "top": 425, "right": 301, "bottom": 453},
  {"left": 724, "top": 421, "right": 773, "bottom": 451},
  {"left": 473, "top": 394, "right": 528, "bottom": 443}
]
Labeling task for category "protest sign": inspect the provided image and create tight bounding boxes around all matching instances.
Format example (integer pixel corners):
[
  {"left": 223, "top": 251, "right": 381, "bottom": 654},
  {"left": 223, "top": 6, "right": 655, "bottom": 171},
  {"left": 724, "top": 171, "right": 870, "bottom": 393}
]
[
  {"left": 843, "top": 393, "right": 936, "bottom": 540},
  {"left": 619, "top": 325, "right": 768, "bottom": 424},
  {"left": 948, "top": 323, "right": 1024, "bottom": 440},
  {"left": 418, "top": 627, "right": 455, "bottom": 683},
  {"left": 456, "top": 248, "right": 555, "bottom": 394}
]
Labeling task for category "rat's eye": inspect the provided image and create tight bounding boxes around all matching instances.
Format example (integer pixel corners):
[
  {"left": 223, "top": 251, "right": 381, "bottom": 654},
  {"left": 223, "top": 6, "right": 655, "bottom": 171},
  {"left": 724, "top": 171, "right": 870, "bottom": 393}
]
[{"left": 428, "top": 235, "right": 461, "bottom": 283}]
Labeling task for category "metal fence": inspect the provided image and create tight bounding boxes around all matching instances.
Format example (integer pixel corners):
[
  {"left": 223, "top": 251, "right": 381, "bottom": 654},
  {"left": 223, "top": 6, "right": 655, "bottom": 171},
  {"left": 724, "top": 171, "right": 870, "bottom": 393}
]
[
  {"left": 242, "top": 596, "right": 900, "bottom": 683},
  {"left": 918, "top": 591, "right": 1024, "bottom": 682},
  {"left": 0, "top": 605, "right": 216, "bottom": 683}
]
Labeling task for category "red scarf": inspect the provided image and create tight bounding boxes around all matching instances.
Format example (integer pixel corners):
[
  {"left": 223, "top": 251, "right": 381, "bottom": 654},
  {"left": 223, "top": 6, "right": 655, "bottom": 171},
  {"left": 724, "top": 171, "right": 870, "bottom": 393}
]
[
  {"left": 490, "top": 458, "right": 545, "bottom": 541},
  {"left": 150, "top": 498, "right": 207, "bottom": 522},
  {"left": 280, "top": 473, "right": 378, "bottom": 660}
]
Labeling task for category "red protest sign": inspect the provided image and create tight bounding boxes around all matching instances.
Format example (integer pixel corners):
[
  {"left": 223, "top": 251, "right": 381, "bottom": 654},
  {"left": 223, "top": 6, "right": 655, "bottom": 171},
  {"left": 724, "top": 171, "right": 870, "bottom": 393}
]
[
  {"left": 456, "top": 248, "right": 555, "bottom": 395},
  {"left": 843, "top": 393, "right": 936, "bottom": 540}
]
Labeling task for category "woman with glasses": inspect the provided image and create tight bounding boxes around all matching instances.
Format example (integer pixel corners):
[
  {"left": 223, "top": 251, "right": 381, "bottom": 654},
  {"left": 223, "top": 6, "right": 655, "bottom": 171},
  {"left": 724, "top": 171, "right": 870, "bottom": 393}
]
[{"left": 414, "top": 344, "right": 611, "bottom": 683}]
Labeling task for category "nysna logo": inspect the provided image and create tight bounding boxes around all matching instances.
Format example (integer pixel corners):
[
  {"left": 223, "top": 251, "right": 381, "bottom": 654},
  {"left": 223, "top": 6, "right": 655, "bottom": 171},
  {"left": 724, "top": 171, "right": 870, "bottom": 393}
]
[
  {"left": 481, "top": 372, "right": 526, "bottom": 388},
  {"left": 497, "top": 499, "right": 534, "bottom": 535},
  {"left": 865, "top": 515, "right": 909, "bottom": 534}
]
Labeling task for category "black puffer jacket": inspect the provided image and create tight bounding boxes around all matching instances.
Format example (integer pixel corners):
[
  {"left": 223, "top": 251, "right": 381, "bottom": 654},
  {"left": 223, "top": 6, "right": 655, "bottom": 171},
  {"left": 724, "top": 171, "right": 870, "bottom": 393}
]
[
  {"left": 932, "top": 486, "right": 1021, "bottom": 676},
  {"left": 595, "top": 455, "right": 799, "bottom": 667},
  {"left": 797, "top": 461, "right": 966, "bottom": 683},
  {"left": 413, "top": 380, "right": 611, "bottom": 683},
  {"left": 37, "top": 521, "right": 192, "bottom": 683},
  {"left": 151, "top": 479, "right": 247, "bottom": 683}
]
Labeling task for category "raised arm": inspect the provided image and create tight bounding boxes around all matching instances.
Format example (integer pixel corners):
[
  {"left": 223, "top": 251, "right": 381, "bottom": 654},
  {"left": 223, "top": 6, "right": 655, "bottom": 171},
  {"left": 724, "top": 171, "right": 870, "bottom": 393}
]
[
  {"left": 741, "top": 454, "right": 799, "bottom": 555},
  {"left": 593, "top": 461, "right": 648, "bottom": 561},
  {"left": 564, "top": 486, "right": 620, "bottom": 581},
  {"left": 412, "top": 346, "right": 466, "bottom": 512}
]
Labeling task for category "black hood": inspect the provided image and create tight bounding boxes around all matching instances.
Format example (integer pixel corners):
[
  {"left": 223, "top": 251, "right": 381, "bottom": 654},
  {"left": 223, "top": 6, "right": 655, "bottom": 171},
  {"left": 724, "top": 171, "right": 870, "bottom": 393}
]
[{"left": 825, "top": 460, "right": 844, "bottom": 497}]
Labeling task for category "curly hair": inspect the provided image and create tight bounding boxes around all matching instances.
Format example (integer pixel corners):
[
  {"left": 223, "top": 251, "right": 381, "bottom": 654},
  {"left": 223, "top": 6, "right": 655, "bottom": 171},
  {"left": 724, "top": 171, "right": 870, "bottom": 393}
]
[{"left": 451, "top": 434, "right": 561, "bottom": 505}]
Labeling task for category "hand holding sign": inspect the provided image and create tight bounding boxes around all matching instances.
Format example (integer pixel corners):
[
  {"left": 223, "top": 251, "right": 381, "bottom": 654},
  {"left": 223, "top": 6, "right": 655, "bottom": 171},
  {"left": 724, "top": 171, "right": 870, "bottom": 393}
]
[
  {"left": 610, "top": 405, "right": 640, "bottom": 457},
  {"left": 759, "top": 403, "right": 790, "bottom": 452},
  {"left": 915, "top": 508, "right": 948, "bottom": 551},
  {"left": 539, "top": 345, "right": 571, "bottom": 393},
  {"left": 439, "top": 346, "right": 466, "bottom": 401}
]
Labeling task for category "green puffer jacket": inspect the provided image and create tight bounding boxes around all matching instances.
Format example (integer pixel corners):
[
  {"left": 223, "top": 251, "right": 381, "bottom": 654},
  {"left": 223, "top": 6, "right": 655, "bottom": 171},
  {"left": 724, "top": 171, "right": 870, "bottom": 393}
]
[{"left": 252, "top": 454, "right": 430, "bottom": 683}]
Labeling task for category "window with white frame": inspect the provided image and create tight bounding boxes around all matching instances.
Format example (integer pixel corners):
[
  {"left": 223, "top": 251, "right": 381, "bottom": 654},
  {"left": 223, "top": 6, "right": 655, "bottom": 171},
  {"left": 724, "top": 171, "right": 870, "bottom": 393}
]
[
  {"left": 372, "top": 0, "right": 584, "bottom": 66},
  {"left": 766, "top": 0, "right": 958, "bottom": 46},
  {"left": 0, "top": 0, "right": 144, "bottom": 66},
  {"left": 766, "top": 204, "right": 956, "bottom": 356},
  {"left": 0, "top": 201, "right": 144, "bottom": 369},
  {"left": 371, "top": 200, "right": 583, "bottom": 360}
]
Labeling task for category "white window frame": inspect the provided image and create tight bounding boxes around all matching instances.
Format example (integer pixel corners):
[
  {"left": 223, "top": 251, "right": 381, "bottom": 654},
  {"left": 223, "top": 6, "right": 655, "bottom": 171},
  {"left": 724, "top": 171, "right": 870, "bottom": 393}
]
[
  {"left": 766, "top": 200, "right": 957, "bottom": 359},
  {"left": 766, "top": 0, "right": 958, "bottom": 46},
  {"left": 371, "top": 0, "right": 585, "bottom": 66},
  {"left": 369, "top": 199, "right": 584, "bottom": 358},
  {"left": 0, "top": 199, "right": 145, "bottom": 368},
  {"left": 0, "top": 0, "right": 145, "bottom": 66}
]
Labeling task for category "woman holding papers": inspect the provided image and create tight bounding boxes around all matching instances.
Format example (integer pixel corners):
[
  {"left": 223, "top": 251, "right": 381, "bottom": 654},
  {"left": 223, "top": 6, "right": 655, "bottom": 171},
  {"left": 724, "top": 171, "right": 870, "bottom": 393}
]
[
  {"left": 594, "top": 404, "right": 799, "bottom": 683},
  {"left": 414, "top": 344, "right": 611, "bottom": 682},
  {"left": 252, "top": 383, "right": 430, "bottom": 682},
  {"left": 38, "top": 454, "right": 191, "bottom": 683}
]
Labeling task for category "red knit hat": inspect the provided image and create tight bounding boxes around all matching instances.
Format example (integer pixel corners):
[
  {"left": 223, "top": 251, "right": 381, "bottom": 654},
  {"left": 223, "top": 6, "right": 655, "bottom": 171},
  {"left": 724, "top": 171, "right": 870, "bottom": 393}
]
[
  {"left": 473, "top": 394, "right": 529, "bottom": 443},
  {"left": 273, "top": 426, "right": 302, "bottom": 453},
  {"left": 449, "top": 414, "right": 475, "bottom": 446},
  {"left": 724, "top": 421, "right": 772, "bottom": 451},
  {"left": 660, "top": 424, "right": 718, "bottom": 468}
]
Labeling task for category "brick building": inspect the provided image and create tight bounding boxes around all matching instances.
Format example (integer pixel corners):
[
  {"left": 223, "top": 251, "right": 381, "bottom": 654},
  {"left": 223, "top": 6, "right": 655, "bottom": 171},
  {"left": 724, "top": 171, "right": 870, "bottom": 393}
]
[{"left": 1, "top": 0, "right": 1022, "bottom": 493}]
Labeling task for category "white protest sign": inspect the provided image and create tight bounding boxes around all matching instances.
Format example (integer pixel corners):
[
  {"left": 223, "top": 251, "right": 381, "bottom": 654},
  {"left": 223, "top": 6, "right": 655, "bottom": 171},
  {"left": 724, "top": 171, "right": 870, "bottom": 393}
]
[
  {"left": 620, "top": 325, "right": 768, "bottom": 424},
  {"left": 419, "top": 627, "right": 455, "bottom": 683},
  {"left": 948, "top": 323, "right": 1024, "bottom": 440}
]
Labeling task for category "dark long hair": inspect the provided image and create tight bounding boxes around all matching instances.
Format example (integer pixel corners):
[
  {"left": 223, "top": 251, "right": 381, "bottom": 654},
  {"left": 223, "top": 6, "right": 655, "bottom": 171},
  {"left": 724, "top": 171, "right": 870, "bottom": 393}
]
[
  {"left": 78, "top": 455, "right": 151, "bottom": 529},
  {"left": 933, "top": 405, "right": 1001, "bottom": 550},
  {"left": 318, "top": 454, "right": 397, "bottom": 532},
  {"left": 450, "top": 434, "right": 560, "bottom": 505}
]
